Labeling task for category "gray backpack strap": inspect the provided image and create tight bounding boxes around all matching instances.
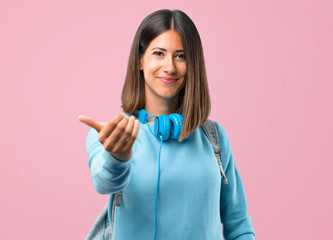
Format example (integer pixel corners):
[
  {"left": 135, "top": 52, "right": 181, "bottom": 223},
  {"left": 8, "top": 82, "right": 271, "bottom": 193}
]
[
  {"left": 114, "top": 191, "right": 122, "bottom": 206},
  {"left": 201, "top": 120, "right": 228, "bottom": 184}
]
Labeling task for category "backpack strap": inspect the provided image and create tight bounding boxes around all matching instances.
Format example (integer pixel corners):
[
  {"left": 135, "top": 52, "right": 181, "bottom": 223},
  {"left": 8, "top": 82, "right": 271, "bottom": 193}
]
[
  {"left": 201, "top": 120, "right": 228, "bottom": 184},
  {"left": 114, "top": 191, "right": 122, "bottom": 207}
]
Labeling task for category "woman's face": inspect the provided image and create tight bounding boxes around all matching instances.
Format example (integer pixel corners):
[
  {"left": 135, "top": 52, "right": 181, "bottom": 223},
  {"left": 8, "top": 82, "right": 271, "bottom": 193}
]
[{"left": 140, "top": 30, "right": 187, "bottom": 106}]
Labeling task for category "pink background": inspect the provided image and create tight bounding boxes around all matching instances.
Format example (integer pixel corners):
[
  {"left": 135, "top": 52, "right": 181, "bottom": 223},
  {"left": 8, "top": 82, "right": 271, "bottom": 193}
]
[{"left": 1, "top": 0, "right": 332, "bottom": 239}]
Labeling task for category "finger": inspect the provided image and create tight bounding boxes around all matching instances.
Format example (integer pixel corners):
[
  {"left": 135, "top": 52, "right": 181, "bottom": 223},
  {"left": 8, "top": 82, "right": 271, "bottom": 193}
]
[
  {"left": 78, "top": 115, "right": 105, "bottom": 133},
  {"left": 112, "top": 116, "right": 135, "bottom": 151},
  {"left": 99, "top": 113, "right": 124, "bottom": 142},
  {"left": 123, "top": 119, "right": 140, "bottom": 152},
  {"left": 101, "top": 116, "right": 129, "bottom": 151}
]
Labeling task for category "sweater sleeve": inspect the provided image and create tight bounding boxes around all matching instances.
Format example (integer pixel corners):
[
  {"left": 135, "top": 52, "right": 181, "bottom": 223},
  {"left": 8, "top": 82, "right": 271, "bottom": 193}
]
[
  {"left": 214, "top": 122, "right": 256, "bottom": 240},
  {"left": 85, "top": 127, "right": 131, "bottom": 194}
]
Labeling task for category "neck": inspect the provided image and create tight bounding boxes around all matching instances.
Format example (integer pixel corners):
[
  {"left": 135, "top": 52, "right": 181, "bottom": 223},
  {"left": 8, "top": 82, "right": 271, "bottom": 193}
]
[{"left": 145, "top": 97, "right": 179, "bottom": 121}]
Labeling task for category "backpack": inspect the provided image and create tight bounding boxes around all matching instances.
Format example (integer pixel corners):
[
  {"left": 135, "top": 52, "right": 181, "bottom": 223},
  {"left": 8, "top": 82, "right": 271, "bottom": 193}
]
[{"left": 85, "top": 120, "right": 228, "bottom": 240}]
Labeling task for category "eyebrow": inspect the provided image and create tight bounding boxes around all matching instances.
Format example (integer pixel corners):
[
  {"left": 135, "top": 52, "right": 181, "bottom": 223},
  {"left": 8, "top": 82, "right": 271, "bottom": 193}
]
[{"left": 151, "top": 47, "right": 184, "bottom": 52}]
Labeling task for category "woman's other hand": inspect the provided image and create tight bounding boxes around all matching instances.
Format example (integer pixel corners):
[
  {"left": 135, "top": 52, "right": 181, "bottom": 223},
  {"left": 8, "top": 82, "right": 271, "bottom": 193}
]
[{"left": 78, "top": 114, "right": 140, "bottom": 162}]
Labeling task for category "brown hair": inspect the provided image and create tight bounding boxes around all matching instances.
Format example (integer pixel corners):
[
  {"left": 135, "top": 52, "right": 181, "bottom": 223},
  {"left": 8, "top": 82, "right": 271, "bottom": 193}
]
[{"left": 121, "top": 9, "right": 211, "bottom": 141}]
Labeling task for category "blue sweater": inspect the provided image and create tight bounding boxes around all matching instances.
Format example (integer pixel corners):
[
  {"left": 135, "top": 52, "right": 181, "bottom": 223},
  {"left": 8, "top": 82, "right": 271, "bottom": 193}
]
[{"left": 85, "top": 120, "right": 255, "bottom": 240}]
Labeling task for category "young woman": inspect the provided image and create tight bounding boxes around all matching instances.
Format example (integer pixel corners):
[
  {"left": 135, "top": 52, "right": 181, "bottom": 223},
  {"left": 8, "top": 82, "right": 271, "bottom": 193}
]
[{"left": 79, "top": 9, "right": 255, "bottom": 240}]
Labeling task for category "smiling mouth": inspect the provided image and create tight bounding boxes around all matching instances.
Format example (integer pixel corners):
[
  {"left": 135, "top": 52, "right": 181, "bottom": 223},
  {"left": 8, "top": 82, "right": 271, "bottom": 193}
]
[{"left": 158, "top": 77, "right": 178, "bottom": 84}]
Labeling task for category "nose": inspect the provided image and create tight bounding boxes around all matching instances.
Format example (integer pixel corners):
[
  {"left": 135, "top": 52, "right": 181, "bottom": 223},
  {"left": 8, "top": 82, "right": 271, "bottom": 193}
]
[{"left": 163, "top": 55, "right": 176, "bottom": 74}]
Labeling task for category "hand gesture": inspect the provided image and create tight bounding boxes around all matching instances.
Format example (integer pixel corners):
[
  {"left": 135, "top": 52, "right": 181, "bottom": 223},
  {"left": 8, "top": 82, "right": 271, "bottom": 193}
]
[{"left": 78, "top": 114, "right": 140, "bottom": 162}]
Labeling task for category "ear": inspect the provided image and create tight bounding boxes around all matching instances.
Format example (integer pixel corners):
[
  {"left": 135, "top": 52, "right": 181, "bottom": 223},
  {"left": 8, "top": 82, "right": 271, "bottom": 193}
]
[{"left": 139, "top": 58, "right": 143, "bottom": 70}]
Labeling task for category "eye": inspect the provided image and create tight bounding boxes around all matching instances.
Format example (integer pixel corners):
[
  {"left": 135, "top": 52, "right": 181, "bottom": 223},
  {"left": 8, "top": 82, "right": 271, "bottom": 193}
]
[
  {"left": 176, "top": 53, "right": 185, "bottom": 60},
  {"left": 153, "top": 51, "right": 163, "bottom": 57}
]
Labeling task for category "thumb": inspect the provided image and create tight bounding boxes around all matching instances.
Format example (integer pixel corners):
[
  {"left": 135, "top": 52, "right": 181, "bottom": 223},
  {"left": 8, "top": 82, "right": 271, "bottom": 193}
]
[{"left": 78, "top": 115, "right": 105, "bottom": 133}]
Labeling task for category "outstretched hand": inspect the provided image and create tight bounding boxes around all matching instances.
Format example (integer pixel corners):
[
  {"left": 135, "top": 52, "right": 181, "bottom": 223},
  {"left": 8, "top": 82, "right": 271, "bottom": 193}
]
[{"left": 78, "top": 114, "right": 140, "bottom": 162}]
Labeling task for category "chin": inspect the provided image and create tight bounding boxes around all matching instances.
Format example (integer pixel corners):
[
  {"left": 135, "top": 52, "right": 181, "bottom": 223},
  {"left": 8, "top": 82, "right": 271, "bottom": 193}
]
[{"left": 160, "top": 94, "right": 180, "bottom": 102}]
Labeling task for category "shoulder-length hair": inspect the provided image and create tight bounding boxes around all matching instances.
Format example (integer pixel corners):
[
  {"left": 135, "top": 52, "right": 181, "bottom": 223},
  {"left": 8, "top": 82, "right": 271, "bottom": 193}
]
[{"left": 121, "top": 9, "right": 211, "bottom": 141}]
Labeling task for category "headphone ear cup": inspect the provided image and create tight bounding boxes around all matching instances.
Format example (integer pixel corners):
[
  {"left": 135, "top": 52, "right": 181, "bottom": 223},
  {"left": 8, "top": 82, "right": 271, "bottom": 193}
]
[
  {"left": 169, "top": 113, "right": 183, "bottom": 140},
  {"left": 154, "top": 115, "right": 170, "bottom": 140},
  {"left": 136, "top": 109, "right": 148, "bottom": 124}
]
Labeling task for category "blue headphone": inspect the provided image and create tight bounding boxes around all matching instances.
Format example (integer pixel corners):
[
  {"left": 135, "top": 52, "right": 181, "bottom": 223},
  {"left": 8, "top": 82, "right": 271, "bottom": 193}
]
[
  {"left": 135, "top": 109, "right": 184, "bottom": 240},
  {"left": 136, "top": 109, "right": 183, "bottom": 141}
]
